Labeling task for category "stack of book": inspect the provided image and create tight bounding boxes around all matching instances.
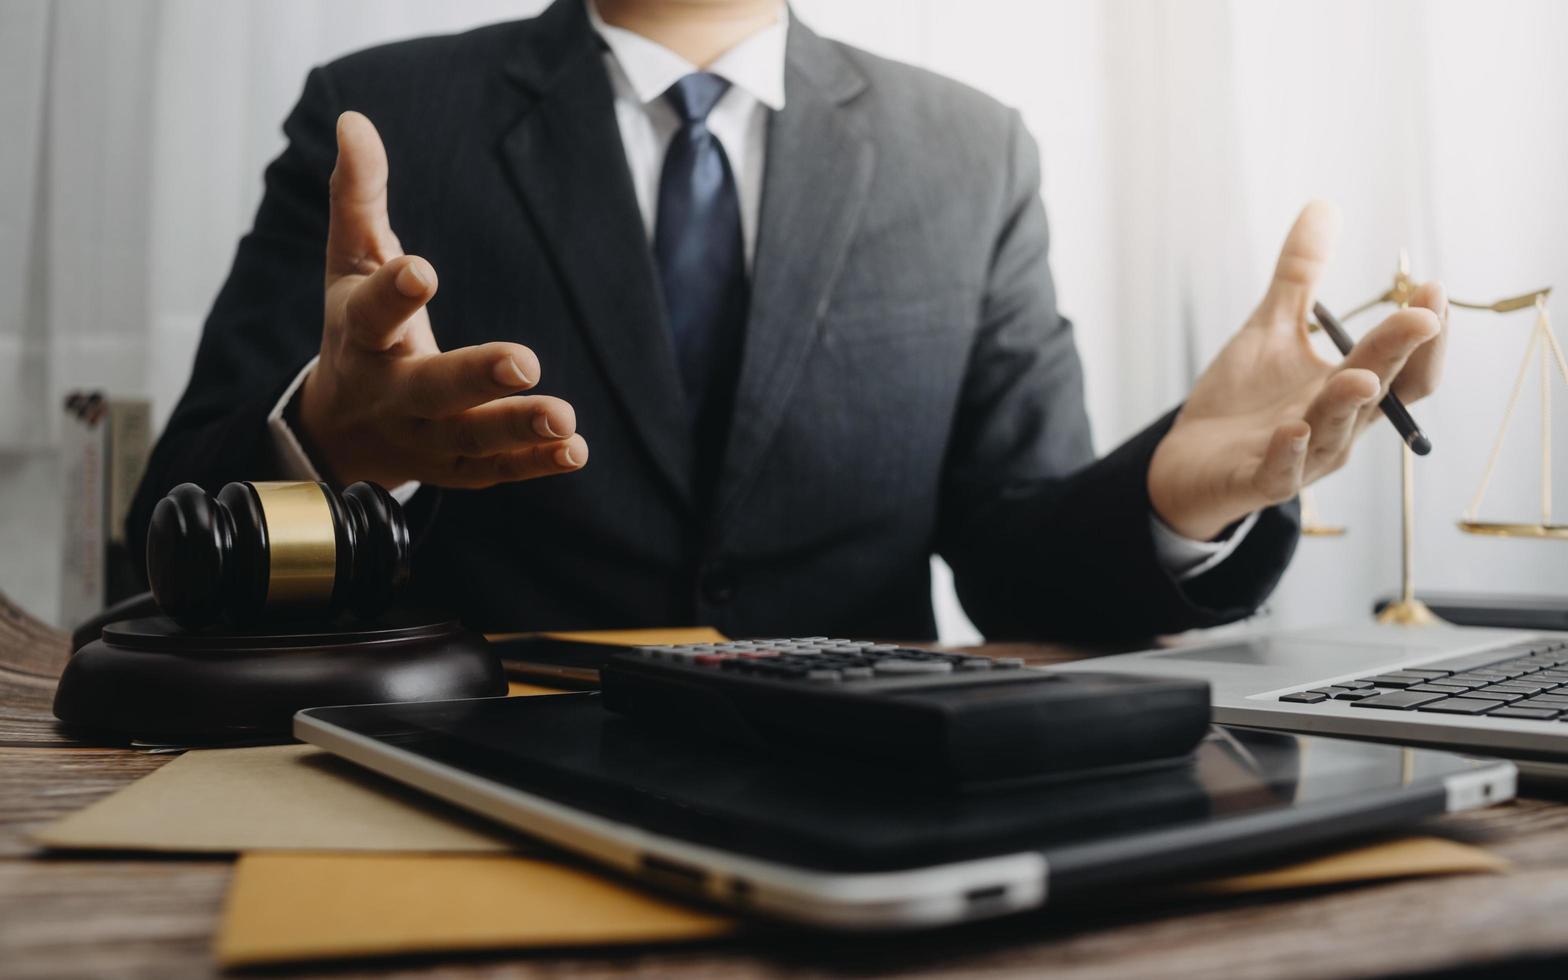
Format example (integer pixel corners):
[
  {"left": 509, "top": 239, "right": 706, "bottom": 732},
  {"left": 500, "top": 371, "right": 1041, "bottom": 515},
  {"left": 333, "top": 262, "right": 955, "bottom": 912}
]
[{"left": 58, "top": 393, "right": 151, "bottom": 629}]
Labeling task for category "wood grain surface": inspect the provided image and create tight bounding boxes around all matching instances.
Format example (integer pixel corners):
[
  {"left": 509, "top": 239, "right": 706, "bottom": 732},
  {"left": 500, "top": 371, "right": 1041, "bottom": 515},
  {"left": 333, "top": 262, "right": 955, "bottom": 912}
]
[{"left": 5, "top": 590, "right": 1568, "bottom": 979}]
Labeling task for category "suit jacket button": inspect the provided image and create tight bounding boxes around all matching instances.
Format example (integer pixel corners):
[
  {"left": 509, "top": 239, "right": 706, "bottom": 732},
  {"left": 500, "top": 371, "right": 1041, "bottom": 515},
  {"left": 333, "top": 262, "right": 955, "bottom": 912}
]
[{"left": 702, "top": 565, "right": 736, "bottom": 604}]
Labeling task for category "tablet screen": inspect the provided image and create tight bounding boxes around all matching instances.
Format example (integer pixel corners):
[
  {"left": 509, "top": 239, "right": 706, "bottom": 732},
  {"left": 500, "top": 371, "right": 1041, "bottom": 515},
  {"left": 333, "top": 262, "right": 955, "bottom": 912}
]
[{"left": 304, "top": 693, "right": 1481, "bottom": 874}]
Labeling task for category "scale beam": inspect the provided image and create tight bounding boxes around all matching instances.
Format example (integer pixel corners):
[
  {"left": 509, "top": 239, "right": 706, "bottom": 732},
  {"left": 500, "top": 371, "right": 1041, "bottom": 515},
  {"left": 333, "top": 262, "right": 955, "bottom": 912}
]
[{"left": 1327, "top": 255, "right": 1558, "bottom": 628}]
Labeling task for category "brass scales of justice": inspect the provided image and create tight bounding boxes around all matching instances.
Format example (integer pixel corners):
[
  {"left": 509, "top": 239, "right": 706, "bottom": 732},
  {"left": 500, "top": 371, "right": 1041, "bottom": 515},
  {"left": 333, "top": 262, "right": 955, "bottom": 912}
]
[{"left": 1303, "top": 252, "right": 1555, "bottom": 626}]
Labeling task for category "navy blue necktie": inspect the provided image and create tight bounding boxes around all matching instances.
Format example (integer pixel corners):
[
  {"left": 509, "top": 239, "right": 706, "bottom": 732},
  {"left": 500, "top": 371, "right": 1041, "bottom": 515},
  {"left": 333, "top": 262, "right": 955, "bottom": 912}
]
[{"left": 654, "top": 72, "right": 749, "bottom": 501}]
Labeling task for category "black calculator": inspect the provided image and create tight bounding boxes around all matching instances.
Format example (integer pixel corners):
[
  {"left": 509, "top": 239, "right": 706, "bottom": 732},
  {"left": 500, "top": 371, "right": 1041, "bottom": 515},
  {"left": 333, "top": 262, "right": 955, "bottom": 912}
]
[{"left": 600, "top": 638, "right": 1212, "bottom": 790}]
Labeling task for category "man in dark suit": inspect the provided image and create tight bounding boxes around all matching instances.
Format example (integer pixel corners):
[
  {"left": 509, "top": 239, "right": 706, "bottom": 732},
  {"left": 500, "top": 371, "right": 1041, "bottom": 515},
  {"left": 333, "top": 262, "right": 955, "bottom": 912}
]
[{"left": 129, "top": 0, "right": 1447, "bottom": 640}]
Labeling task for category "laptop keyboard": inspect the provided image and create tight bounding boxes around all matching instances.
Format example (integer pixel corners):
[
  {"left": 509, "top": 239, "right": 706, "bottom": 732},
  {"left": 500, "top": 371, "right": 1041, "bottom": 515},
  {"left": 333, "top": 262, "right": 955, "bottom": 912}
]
[{"left": 1278, "top": 638, "right": 1568, "bottom": 721}]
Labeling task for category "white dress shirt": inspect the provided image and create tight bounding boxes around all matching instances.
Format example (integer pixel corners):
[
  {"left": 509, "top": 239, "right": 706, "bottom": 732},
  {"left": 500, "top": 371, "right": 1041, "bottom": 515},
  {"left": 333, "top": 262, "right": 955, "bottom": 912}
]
[
  {"left": 268, "top": 0, "right": 1252, "bottom": 582},
  {"left": 586, "top": 0, "right": 784, "bottom": 268}
]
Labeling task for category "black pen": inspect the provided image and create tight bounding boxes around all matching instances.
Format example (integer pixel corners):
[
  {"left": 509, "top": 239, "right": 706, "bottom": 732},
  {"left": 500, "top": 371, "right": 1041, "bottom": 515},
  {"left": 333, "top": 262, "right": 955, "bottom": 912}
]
[{"left": 1312, "top": 301, "right": 1432, "bottom": 456}]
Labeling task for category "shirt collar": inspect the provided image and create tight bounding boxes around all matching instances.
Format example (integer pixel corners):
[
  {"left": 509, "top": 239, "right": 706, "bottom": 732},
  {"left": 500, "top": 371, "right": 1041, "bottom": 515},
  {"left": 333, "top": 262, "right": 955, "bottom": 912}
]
[{"left": 585, "top": 1, "right": 788, "bottom": 111}]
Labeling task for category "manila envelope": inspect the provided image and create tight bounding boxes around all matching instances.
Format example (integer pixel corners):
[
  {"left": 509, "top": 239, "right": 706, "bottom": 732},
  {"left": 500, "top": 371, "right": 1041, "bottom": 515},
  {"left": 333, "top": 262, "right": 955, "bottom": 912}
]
[
  {"left": 1180, "top": 834, "right": 1510, "bottom": 896},
  {"left": 216, "top": 852, "right": 736, "bottom": 968},
  {"left": 215, "top": 837, "right": 1508, "bottom": 968},
  {"left": 34, "top": 741, "right": 519, "bottom": 854}
]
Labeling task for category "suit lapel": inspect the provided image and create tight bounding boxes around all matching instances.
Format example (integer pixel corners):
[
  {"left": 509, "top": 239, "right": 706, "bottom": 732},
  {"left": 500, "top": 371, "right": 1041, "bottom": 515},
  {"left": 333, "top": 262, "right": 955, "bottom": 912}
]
[
  {"left": 499, "top": 1, "right": 694, "bottom": 505},
  {"left": 714, "top": 22, "right": 874, "bottom": 525}
]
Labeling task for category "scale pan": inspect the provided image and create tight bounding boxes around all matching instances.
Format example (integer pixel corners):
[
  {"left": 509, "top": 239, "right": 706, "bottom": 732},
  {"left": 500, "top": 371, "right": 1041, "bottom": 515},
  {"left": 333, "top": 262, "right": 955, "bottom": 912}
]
[{"left": 1458, "top": 520, "right": 1568, "bottom": 540}]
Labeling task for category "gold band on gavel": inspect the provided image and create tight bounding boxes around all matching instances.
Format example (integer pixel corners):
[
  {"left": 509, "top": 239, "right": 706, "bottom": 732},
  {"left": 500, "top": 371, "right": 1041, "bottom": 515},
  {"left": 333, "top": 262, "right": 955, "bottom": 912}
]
[{"left": 252, "top": 481, "right": 337, "bottom": 607}]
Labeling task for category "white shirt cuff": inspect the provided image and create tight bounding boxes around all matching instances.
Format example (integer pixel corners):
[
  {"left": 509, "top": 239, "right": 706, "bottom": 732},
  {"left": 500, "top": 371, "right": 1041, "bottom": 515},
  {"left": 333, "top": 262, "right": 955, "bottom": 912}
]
[
  {"left": 266, "top": 356, "right": 421, "bottom": 504},
  {"left": 1150, "top": 510, "right": 1259, "bottom": 582}
]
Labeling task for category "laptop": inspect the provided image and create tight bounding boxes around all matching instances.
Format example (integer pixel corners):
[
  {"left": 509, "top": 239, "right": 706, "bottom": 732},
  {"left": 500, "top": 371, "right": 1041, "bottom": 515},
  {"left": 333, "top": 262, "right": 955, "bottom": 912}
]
[
  {"left": 297, "top": 692, "right": 1515, "bottom": 930},
  {"left": 1050, "top": 623, "right": 1568, "bottom": 780}
]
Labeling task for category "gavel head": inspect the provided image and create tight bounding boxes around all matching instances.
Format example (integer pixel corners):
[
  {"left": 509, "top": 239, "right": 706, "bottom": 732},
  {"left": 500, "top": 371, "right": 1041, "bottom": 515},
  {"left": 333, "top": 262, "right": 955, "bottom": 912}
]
[{"left": 146, "top": 481, "right": 410, "bottom": 628}]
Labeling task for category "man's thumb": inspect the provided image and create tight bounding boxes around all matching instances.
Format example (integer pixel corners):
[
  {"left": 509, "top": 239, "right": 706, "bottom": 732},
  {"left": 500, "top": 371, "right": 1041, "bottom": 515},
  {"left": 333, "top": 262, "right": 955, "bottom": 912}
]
[{"left": 326, "top": 111, "right": 402, "bottom": 279}]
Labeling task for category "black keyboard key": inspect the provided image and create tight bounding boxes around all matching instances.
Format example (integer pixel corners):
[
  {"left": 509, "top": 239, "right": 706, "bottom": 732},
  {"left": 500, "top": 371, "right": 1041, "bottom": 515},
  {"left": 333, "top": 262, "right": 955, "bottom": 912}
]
[
  {"left": 1490, "top": 707, "right": 1563, "bottom": 720},
  {"left": 1479, "top": 682, "right": 1540, "bottom": 693},
  {"left": 1334, "top": 680, "right": 1375, "bottom": 689},
  {"left": 1307, "top": 687, "right": 1355, "bottom": 696},
  {"left": 1361, "top": 673, "right": 1435, "bottom": 688},
  {"left": 1448, "top": 673, "right": 1512, "bottom": 685},
  {"left": 1487, "top": 682, "right": 1549, "bottom": 696},
  {"left": 1523, "top": 693, "right": 1568, "bottom": 704},
  {"left": 1517, "top": 698, "right": 1568, "bottom": 711},
  {"left": 1397, "top": 669, "right": 1452, "bottom": 678},
  {"left": 1351, "top": 691, "right": 1446, "bottom": 710},
  {"left": 1462, "top": 690, "right": 1524, "bottom": 703},
  {"left": 1333, "top": 690, "right": 1381, "bottom": 701},
  {"left": 1280, "top": 692, "right": 1328, "bottom": 703},
  {"left": 1407, "top": 683, "right": 1473, "bottom": 694},
  {"left": 1416, "top": 697, "right": 1501, "bottom": 715}
]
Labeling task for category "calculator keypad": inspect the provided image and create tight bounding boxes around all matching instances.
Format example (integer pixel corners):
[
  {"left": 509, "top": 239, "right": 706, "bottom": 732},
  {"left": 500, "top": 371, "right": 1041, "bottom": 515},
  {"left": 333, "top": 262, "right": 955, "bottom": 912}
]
[{"left": 632, "top": 638, "right": 1026, "bottom": 684}]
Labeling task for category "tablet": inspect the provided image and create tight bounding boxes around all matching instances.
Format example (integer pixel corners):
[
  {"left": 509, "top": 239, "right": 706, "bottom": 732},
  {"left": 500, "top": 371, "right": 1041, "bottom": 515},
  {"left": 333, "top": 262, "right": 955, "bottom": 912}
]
[{"left": 296, "top": 693, "right": 1515, "bottom": 930}]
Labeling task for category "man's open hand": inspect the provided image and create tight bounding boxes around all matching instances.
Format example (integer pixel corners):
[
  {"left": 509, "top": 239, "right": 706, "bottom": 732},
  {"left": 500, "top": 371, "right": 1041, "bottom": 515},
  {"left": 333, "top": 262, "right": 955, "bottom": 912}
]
[
  {"left": 1148, "top": 201, "right": 1448, "bottom": 541},
  {"left": 295, "top": 111, "right": 587, "bottom": 488}
]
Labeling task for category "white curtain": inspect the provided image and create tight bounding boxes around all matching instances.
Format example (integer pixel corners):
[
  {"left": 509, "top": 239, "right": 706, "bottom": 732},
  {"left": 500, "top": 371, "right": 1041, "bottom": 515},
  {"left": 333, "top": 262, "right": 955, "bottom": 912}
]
[{"left": 4, "top": 0, "right": 1567, "bottom": 633}]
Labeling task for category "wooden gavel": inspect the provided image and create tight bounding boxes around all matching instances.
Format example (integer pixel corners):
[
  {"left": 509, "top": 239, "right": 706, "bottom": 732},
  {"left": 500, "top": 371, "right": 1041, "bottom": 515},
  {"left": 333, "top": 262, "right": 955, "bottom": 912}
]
[{"left": 146, "top": 481, "right": 410, "bottom": 627}]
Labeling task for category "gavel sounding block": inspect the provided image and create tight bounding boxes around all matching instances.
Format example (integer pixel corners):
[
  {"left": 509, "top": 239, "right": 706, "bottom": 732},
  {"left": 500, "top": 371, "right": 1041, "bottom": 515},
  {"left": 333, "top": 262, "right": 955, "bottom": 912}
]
[{"left": 54, "top": 613, "right": 505, "bottom": 742}]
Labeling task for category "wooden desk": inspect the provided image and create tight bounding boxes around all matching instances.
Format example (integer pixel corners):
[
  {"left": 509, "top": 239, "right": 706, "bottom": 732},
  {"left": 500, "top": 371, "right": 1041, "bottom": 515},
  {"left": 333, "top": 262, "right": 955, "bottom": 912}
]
[{"left": 6, "top": 602, "right": 1568, "bottom": 979}]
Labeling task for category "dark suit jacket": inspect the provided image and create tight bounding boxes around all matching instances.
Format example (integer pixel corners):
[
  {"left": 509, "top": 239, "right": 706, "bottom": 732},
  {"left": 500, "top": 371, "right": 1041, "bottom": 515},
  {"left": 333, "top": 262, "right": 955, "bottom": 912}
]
[{"left": 128, "top": 0, "right": 1299, "bottom": 641}]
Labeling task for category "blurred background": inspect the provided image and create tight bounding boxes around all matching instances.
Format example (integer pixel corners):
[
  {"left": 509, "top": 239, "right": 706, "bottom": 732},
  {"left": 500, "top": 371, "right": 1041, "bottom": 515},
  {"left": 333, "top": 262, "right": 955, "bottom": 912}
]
[{"left": 2, "top": 0, "right": 1566, "bottom": 640}]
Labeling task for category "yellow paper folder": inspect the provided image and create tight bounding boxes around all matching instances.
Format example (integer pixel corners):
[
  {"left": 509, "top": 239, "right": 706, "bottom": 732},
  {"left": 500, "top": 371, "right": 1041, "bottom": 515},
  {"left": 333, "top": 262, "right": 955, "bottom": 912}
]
[
  {"left": 217, "top": 852, "right": 737, "bottom": 968},
  {"left": 214, "top": 836, "right": 1508, "bottom": 968}
]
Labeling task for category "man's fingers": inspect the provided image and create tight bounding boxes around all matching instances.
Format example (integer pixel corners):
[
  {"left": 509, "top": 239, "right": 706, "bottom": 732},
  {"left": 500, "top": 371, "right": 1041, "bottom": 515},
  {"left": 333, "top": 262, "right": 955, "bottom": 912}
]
[
  {"left": 436, "top": 395, "right": 577, "bottom": 457},
  {"left": 1256, "top": 200, "right": 1342, "bottom": 327},
  {"left": 1339, "top": 305, "right": 1441, "bottom": 414},
  {"left": 340, "top": 255, "right": 437, "bottom": 351},
  {"left": 1302, "top": 367, "right": 1379, "bottom": 478},
  {"left": 401, "top": 342, "right": 541, "bottom": 419},
  {"left": 440, "top": 435, "right": 589, "bottom": 490},
  {"left": 1389, "top": 280, "right": 1448, "bottom": 405},
  {"left": 327, "top": 111, "right": 402, "bottom": 280},
  {"left": 1251, "top": 421, "right": 1311, "bottom": 502}
]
